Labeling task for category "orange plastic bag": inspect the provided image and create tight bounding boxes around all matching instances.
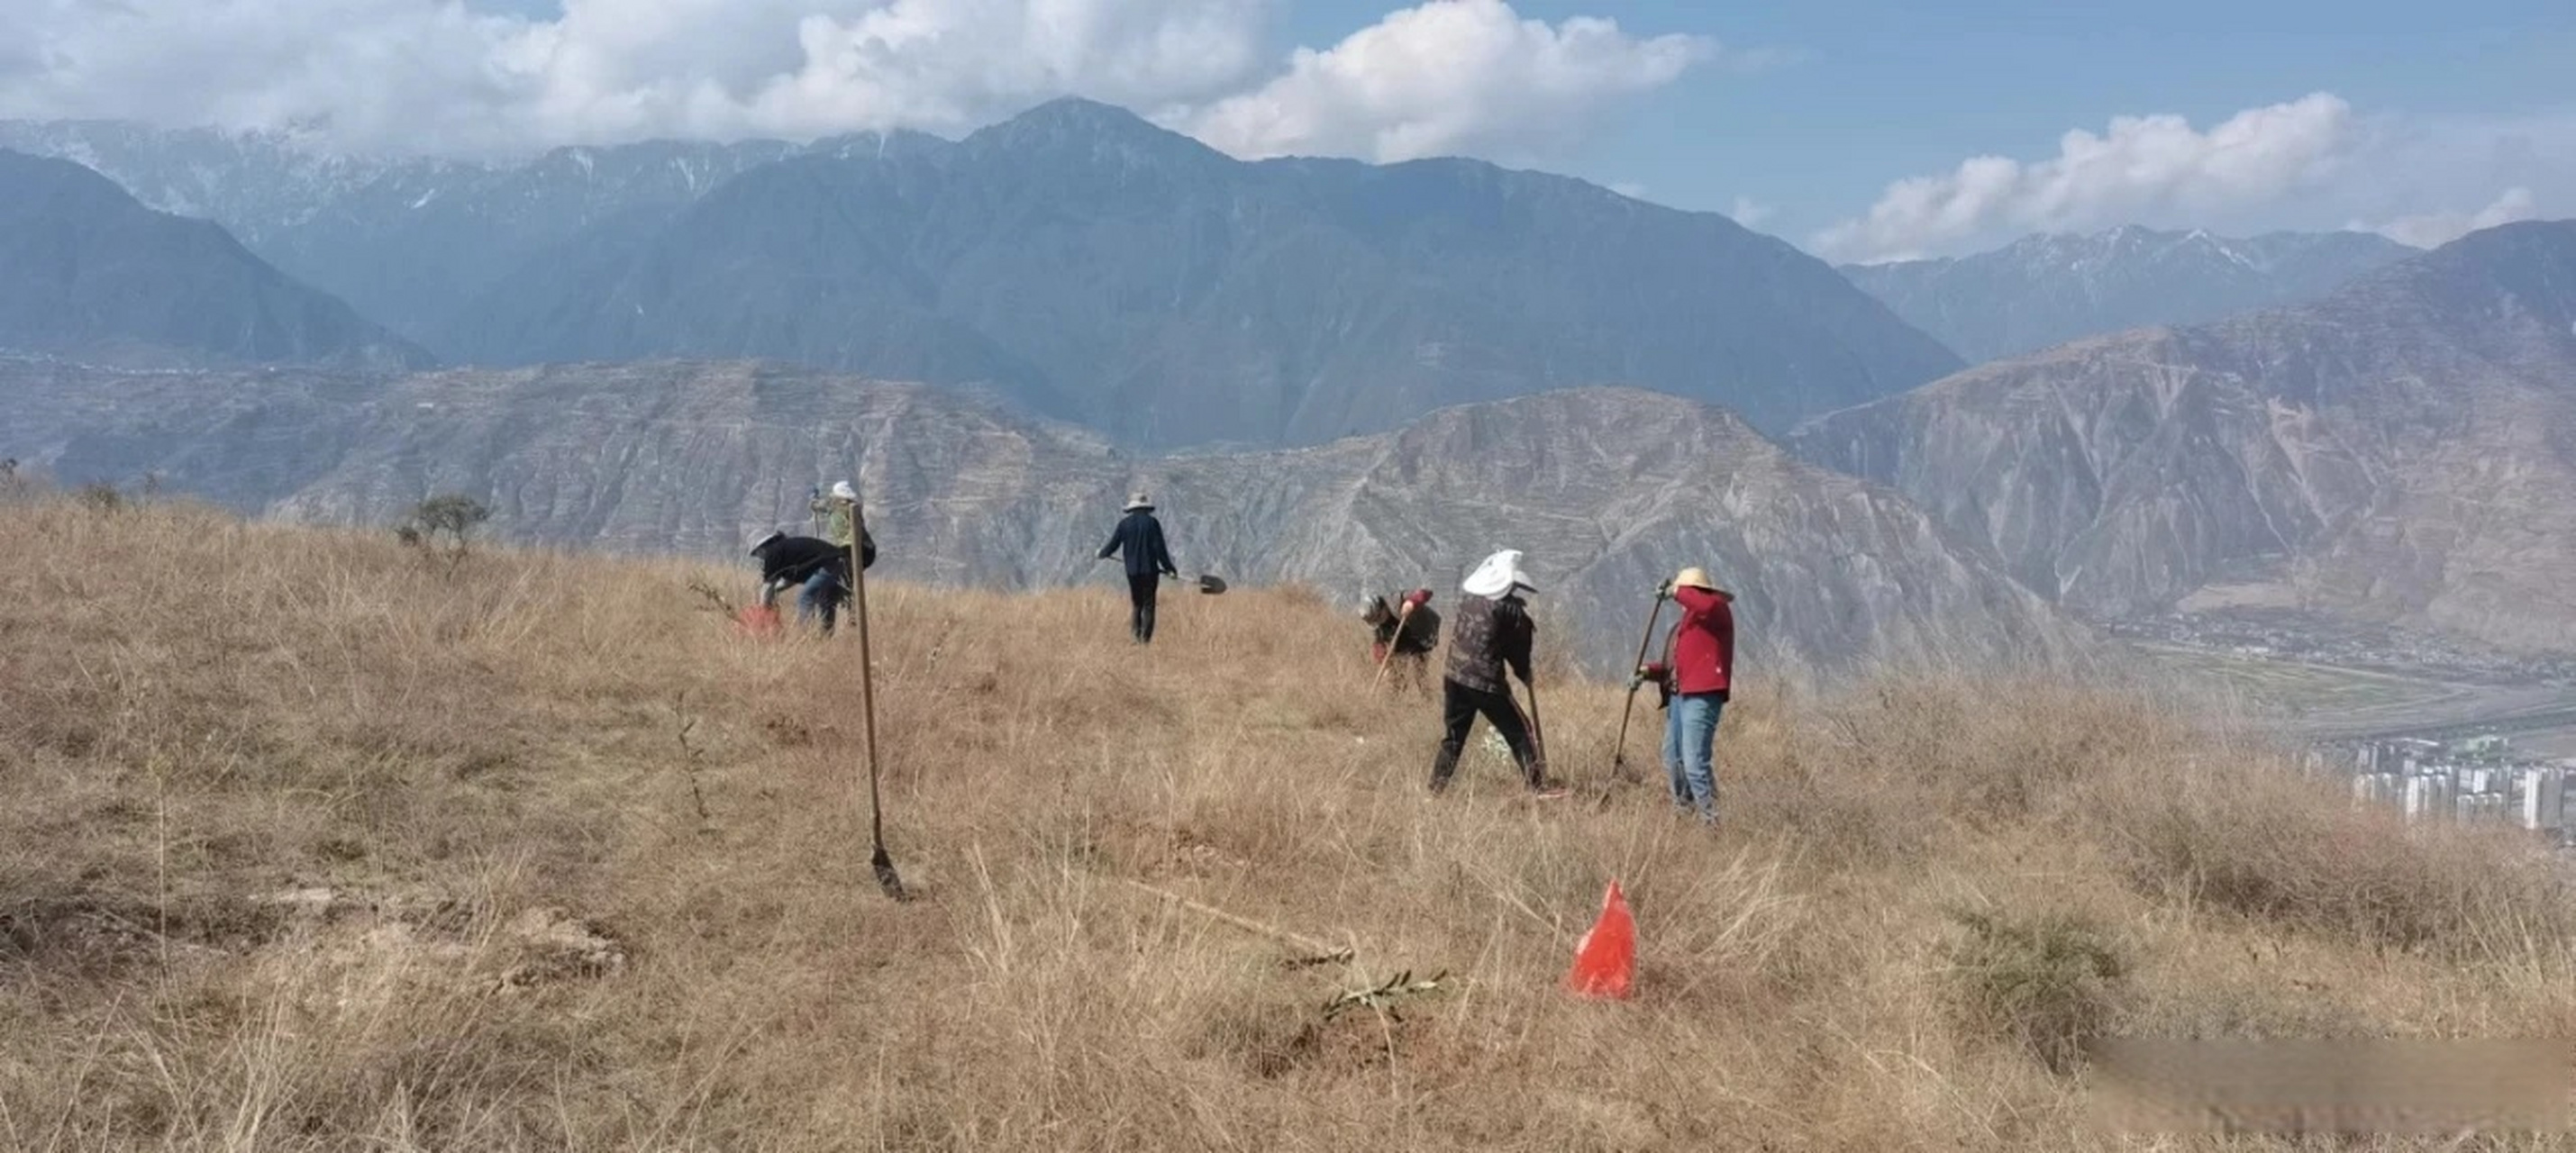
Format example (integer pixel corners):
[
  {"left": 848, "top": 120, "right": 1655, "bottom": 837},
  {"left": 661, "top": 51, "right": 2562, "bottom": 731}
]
[
  {"left": 734, "top": 604, "right": 783, "bottom": 638},
  {"left": 1565, "top": 879, "right": 1635, "bottom": 999}
]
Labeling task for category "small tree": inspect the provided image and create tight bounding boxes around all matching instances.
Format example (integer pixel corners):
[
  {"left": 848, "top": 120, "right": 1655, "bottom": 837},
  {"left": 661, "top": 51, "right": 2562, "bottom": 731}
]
[
  {"left": 75, "top": 481, "right": 125, "bottom": 513},
  {"left": 396, "top": 494, "right": 493, "bottom": 572}
]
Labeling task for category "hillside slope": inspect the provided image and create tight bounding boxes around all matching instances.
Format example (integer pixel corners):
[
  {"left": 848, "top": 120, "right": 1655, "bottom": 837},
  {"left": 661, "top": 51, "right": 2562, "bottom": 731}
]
[
  {"left": 5, "top": 495, "right": 2571, "bottom": 1149},
  {"left": 1796, "top": 220, "right": 2576, "bottom": 654},
  {"left": 0, "top": 150, "right": 428, "bottom": 370},
  {"left": 0, "top": 361, "right": 2071, "bottom": 673}
]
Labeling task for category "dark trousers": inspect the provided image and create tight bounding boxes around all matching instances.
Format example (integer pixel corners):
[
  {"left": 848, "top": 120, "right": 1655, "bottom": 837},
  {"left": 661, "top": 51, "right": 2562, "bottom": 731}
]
[
  {"left": 1430, "top": 677, "right": 1544, "bottom": 791},
  {"left": 1127, "top": 574, "right": 1160, "bottom": 642}
]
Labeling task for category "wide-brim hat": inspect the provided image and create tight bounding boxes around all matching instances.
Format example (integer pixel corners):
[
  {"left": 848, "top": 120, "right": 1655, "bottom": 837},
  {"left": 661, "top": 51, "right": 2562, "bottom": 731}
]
[
  {"left": 1674, "top": 567, "right": 1719, "bottom": 592},
  {"left": 1123, "top": 492, "right": 1154, "bottom": 512},
  {"left": 830, "top": 480, "right": 858, "bottom": 502},
  {"left": 1462, "top": 549, "right": 1534, "bottom": 597},
  {"left": 748, "top": 530, "right": 785, "bottom": 556}
]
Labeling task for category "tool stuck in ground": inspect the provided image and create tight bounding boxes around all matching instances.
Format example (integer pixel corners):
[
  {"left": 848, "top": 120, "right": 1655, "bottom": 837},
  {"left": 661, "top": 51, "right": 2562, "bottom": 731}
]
[
  {"left": 845, "top": 494, "right": 907, "bottom": 902},
  {"left": 1600, "top": 592, "right": 1670, "bottom": 804},
  {"left": 1519, "top": 674, "right": 1553, "bottom": 794}
]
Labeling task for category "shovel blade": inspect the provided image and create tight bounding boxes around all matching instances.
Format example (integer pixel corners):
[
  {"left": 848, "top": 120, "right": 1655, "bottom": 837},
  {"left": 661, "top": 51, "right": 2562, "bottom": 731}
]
[
  {"left": 1196, "top": 574, "right": 1228, "bottom": 595},
  {"left": 871, "top": 846, "right": 910, "bottom": 902}
]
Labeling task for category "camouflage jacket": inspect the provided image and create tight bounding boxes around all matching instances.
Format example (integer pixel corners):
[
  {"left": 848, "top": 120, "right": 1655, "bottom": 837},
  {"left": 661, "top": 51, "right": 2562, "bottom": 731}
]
[{"left": 1444, "top": 594, "right": 1534, "bottom": 695}]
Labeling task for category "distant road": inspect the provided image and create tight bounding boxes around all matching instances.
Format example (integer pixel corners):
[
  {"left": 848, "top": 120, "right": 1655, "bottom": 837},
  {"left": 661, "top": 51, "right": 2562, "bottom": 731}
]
[
  {"left": 2132, "top": 639, "right": 2576, "bottom": 747},
  {"left": 2289, "top": 700, "right": 2576, "bottom": 744}
]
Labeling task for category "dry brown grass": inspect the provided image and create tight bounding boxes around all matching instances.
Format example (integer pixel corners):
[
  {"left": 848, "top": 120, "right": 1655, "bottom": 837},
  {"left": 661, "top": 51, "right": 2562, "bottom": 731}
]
[{"left": 6, "top": 494, "right": 2576, "bottom": 1150}]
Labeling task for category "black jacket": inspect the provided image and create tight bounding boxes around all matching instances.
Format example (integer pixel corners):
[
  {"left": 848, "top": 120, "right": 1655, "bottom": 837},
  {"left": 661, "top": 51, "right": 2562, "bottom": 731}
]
[
  {"left": 1098, "top": 511, "right": 1178, "bottom": 579},
  {"left": 758, "top": 533, "right": 873, "bottom": 586},
  {"left": 1366, "top": 597, "right": 1443, "bottom": 656}
]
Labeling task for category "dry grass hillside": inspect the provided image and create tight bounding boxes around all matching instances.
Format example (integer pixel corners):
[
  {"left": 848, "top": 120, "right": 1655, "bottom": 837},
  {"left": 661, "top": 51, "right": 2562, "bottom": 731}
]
[{"left": 6, "top": 491, "right": 2576, "bottom": 1150}]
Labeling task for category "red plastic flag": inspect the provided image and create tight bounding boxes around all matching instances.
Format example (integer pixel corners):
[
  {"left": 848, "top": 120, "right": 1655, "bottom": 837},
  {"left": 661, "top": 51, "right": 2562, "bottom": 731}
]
[{"left": 1565, "top": 879, "right": 1636, "bottom": 999}]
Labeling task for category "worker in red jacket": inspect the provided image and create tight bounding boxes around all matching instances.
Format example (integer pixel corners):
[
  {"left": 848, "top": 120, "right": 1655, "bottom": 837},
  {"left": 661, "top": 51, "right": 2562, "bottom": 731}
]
[{"left": 1635, "top": 567, "right": 1734, "bottom": 825}]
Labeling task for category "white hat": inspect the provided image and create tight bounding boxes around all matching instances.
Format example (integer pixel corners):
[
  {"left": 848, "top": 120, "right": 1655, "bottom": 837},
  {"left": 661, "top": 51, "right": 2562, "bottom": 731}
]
[
  {"left": 1461, "top": 549, "right": 1534, "bottom": 597},
  {"left": 748, "top": 530, "right": 785, "bottom": 556},
  {"left": 830, "top": 480, "right": 858, "bottom": 502},
  {"left": 1123, "top": 492, "right": 1154, "bottom": 512}
]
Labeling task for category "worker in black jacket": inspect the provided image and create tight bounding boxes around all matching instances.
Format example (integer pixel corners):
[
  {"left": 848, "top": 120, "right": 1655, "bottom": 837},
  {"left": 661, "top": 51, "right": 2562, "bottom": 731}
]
[
  {"left": 749, "top": 528, "right": 875, "bottom": 636},
  {"left": 1097, "top": 492, "right": 1179, "bottom": 643}
]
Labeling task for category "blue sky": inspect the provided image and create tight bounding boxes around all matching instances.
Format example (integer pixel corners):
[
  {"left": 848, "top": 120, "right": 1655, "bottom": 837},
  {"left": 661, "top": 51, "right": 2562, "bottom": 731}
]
[
  {"left": 9, "top": 0, "right": 2569, "bottom": 259},
  {"left": 1462, "top": 1, "right": 2574, "bottom": 218}
]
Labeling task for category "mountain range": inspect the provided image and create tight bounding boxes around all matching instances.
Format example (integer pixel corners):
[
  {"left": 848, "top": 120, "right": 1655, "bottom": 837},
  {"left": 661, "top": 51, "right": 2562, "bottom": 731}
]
[
  {"left": 5, "top": 109, "right": 2570, "bottom": 664},
  {"left": 0, "top": 357, "right": 2076, "bottom": 674},
  {"left": 1840, "top": 226, "right": 2417, "bottom": 364},
  {"left": 1795, "top": 220, "right": 2576, "bottom": 654},
  {"left": 1, "top": 102, "right": 1960, "bottom": 449},
  {"left": 0, "top": 150, "right": 426, "bottom": 370}
]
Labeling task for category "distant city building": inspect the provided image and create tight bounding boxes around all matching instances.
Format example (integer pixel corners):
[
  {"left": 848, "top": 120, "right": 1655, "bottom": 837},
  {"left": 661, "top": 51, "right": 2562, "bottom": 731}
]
[
  {"left": 2522, "top": 769, "right": 2566, "bottom": 831},
  {"left": 2327, "top": 733, "right": 2572, "bottom": 840},
  {"left": 2457, "top": 793, "right": 2508, "bottom": 825},
  {"left": 2405, "top": 776, "right": 2453, "bottom": 822}
]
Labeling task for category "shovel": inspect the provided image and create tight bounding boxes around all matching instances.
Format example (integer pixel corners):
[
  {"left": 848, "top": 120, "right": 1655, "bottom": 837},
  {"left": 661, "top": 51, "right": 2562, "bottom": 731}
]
[
  {"left": 1370, "top": 600, "right": 1415, "bottom": 689},
  {"left": 1600, "top": 592, "right": 1670, "bottom": 806},
  {"left": 1519, "top": 674, "right": 1558, "bottom": 794},
  {"left": 1195, "top": 574, "right": 1227, "bottom": 595},
  {"left": 845, "top": 501, "right": 907, "bottom": 902}
]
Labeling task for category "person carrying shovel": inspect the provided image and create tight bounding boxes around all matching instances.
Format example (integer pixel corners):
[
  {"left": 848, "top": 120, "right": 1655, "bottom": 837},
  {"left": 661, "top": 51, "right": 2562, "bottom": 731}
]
[
  {"left": 1097, "top": 492, "right": 1179, "bottom": 644},
  {"left": 1429, "top": 549, "right": 1564, "bottom": 799},
  {"left": 1634, "top": 567, "right": 1734, "bottom": 826},
  {"left": 1365, "top": 588, "right": 1440, "bottom": 693}
]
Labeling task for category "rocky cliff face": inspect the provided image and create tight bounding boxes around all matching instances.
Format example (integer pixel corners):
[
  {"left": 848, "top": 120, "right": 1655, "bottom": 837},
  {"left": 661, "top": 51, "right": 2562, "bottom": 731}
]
[
  {"left": 2, "top": 360, "right": 2076, "bottom": 674},
  {"left": 1795, "top": 221, "right": 2576, "bottom": 654}
]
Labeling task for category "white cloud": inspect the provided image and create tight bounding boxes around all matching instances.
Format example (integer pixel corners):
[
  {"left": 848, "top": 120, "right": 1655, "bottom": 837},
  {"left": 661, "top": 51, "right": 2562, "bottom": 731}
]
[
  {"left": 2355, "top": 187, "right": 2539, "bottom": 250},
  {"left": 1177, "top": 0, "right": 1712, "bottom": 163},
  {"left": 0, "top": 0, "right": 1272, "bottom": 154},
  {"left": 1813, "top": 94, "right": 2356, "bottom": 262},
  {"left": 1728, "top": 195, "right": 1773, "bottom": 228},
  {"left": 0, "top": 0, "right": 1711, "bottom": 165}
]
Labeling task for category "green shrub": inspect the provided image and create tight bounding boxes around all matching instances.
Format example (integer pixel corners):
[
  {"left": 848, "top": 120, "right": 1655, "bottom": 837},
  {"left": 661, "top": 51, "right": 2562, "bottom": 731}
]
[{"left": 1946, "top": 907, "right": 2126, "bottom": 1075}]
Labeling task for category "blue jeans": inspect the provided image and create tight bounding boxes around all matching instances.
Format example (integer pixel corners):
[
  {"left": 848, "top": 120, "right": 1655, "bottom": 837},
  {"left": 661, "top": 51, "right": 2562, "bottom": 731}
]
[
  {"left": 1663, "top": 693, "right": 1725, "bottom": 821},
  {"left": 796, "top": 569, "right": 845, "bottom": 634}
]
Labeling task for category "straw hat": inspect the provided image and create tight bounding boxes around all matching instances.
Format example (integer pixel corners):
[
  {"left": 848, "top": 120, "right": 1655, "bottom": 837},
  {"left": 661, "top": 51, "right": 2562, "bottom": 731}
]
[
  {"left": 1123, "top": 492, "right": 1154, "bottom": 512},
  {"left": 747, "top": 530, "right": 785, "bottom": 556},
  {"left": 1462, "top": 549, "right": 1534, "bottom": 597},
  {"left": 830, "top": 480, "right": 858, "bottom": 502},
  {"left": 1672, "top": 566, "right": 1734, "bottom": 600}
]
